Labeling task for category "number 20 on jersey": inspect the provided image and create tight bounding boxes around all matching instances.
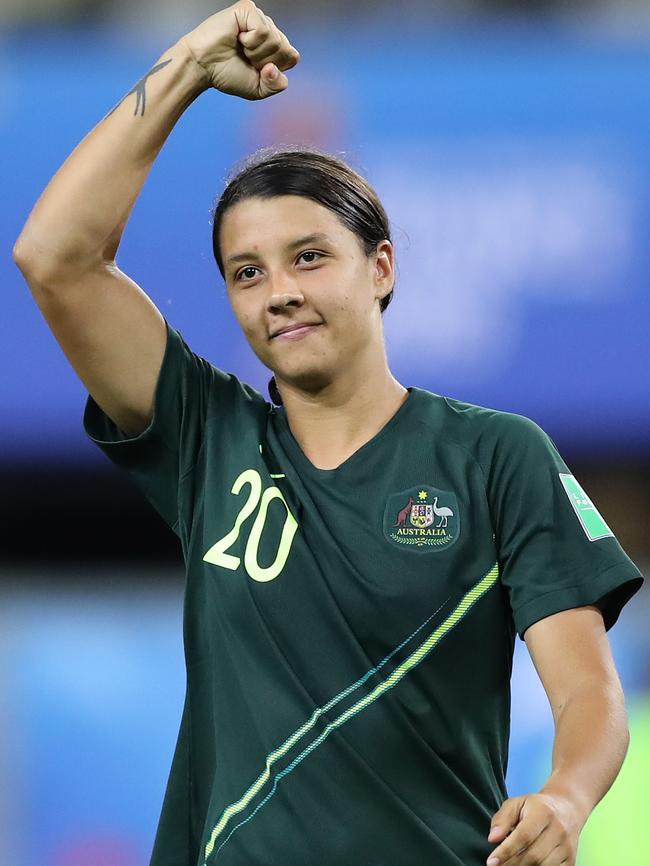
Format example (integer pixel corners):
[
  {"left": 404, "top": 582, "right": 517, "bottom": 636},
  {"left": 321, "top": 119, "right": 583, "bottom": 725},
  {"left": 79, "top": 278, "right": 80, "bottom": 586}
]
[{"left": 202, "top": 468, "right": 298, "bottom": 583}]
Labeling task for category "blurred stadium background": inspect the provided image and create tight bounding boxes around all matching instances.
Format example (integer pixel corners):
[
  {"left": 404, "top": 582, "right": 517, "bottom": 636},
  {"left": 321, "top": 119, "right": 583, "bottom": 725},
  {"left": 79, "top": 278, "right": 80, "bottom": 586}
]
[{"left": 2, "top": 0, "right": 649, "bottom": 863}]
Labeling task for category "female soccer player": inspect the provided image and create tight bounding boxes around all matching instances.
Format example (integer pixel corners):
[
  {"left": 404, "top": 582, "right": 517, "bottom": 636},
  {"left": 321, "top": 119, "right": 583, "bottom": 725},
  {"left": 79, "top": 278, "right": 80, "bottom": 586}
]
[{"left": 13, "top": 3, "right": 645, "bottom": 865}]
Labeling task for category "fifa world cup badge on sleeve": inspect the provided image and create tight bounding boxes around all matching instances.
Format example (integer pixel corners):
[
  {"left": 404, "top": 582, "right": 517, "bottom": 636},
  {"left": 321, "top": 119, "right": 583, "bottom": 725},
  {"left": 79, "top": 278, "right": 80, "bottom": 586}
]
[
  {"left": 383, "top": 485, "right": 460, "bottom": 552},
  {"left": 559, "top": 473, "right": 614, "bottom": 542}
]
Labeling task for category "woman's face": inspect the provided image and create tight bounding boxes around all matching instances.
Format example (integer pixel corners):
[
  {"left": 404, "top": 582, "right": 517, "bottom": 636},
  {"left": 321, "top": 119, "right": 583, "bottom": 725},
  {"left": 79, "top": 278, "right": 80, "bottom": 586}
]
[{"left": 219, "top": 195, "right": 394, "bottom": 395}]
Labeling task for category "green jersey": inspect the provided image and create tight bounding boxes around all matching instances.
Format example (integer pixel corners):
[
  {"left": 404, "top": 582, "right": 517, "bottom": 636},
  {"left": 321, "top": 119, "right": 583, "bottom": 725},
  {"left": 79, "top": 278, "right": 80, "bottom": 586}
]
[{"left": 83, "top": 319, "right": 644, "bottom": 866}]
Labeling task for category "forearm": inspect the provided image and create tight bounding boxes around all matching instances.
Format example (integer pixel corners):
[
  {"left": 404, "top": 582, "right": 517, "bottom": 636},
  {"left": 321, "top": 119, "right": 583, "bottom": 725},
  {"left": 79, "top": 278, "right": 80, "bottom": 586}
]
[
  {"left": 539, "top": 681, "right": 630, "bottom": 826},
  {"left": 13, "top": 38, "right": 208, "bottom": 278}
]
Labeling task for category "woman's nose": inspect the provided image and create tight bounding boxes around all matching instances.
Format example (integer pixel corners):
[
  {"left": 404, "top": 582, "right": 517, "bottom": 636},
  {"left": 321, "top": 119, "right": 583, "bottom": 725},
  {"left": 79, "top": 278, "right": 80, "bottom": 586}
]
[
  {"left": 267, "top": 273, "right": 305, "bottom": 311},
  {"left": 268, "top": 292, "right": 303, "bottom": 311}
]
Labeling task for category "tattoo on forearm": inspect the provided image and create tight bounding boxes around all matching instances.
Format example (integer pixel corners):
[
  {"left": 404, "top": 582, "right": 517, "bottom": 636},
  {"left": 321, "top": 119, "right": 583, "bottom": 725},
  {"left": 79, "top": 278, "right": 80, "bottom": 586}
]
[{"left": 107, "top": 58, "right": 173, "bottom": 118}]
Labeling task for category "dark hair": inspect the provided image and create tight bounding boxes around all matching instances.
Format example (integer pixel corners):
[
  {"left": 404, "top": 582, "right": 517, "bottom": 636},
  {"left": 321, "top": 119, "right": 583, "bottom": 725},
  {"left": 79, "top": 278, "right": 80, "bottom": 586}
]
[{"left": 211, "top": 144, "right": 396, "bottom": 406}]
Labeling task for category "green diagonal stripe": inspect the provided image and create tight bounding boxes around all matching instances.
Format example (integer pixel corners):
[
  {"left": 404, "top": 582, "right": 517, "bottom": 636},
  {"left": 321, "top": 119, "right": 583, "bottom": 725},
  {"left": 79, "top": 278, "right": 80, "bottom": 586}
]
[{"left": 204, "top": 562, "right": 500, "bottom": 861}]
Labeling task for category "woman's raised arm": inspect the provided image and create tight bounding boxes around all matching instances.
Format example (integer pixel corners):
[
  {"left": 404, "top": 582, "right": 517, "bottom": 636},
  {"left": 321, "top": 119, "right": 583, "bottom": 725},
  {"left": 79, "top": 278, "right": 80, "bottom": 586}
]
[{"left": 12, "top": 0, "right": 299, "bottom": 435}]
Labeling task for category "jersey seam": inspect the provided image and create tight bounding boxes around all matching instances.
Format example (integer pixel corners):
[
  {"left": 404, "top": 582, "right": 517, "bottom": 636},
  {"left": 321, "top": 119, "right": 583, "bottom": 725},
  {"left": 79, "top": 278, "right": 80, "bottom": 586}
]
[
  {"left": 412, "top": 417, "right": 495, "bottom": 535},
  {"left": 175, "top": 463, "right": 199, "bottom": 539},
  {"left": 410, "top": 417, "right": 490, "bottom": 487}
]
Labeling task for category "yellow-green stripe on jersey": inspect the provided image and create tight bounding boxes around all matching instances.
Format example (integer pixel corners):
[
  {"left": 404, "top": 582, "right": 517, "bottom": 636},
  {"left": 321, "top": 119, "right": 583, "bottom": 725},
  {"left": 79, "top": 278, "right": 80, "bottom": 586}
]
[{"left": 202, "top": 562, "right": 500, "bottom": 863}]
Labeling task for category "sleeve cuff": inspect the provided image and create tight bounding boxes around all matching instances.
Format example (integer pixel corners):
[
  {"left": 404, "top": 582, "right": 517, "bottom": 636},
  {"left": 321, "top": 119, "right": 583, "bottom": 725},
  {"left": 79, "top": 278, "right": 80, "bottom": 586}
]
[{"left": 513, "top": 562, "right": 645, "bottom": 640}]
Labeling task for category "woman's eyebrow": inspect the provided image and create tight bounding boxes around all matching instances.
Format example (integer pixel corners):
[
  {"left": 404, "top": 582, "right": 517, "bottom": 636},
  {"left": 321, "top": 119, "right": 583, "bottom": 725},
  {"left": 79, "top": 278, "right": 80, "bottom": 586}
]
[{"left": 225, "top": 232, "right": 334, "bottom": 269}]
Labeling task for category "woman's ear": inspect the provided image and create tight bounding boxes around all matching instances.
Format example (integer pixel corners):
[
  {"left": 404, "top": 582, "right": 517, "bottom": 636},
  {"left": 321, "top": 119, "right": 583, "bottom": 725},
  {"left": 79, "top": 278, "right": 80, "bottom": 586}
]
[{"left": 374, "top": 240, "right": 395, "bottom": 299}]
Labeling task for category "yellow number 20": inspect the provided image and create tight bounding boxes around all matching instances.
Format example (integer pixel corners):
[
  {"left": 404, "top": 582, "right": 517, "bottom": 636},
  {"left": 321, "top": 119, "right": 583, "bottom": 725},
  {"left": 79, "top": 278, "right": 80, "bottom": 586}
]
[{"left": 202, "top": 468, "right": 299, "bottom": 583}]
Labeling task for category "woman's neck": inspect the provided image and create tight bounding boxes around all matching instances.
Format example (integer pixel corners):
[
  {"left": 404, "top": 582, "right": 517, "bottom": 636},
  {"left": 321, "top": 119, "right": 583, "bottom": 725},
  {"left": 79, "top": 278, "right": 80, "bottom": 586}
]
[{"left": 277, "top": 369, "right": 409, "bottom": 470}]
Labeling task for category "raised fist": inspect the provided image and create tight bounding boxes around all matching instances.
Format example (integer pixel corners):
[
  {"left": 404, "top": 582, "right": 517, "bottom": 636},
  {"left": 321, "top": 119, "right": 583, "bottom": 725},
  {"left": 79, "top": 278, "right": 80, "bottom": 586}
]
[{"left": 180, "top": 0, "right": 300, "bottom": 100}]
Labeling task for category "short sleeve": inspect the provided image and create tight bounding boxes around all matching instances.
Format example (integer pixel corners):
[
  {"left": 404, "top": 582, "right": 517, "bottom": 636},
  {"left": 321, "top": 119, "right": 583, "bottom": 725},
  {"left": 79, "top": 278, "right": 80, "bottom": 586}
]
[
  {"left": 83, "top": 317, "right": 265, "bottom": 536},
  {"left": 485, "top": 413, "right": 645, "bottom": 641}
]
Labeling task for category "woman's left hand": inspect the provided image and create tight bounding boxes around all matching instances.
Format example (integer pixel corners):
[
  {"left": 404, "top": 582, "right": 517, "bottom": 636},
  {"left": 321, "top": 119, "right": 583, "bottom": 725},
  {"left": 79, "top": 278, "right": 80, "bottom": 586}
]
[{"left": 486, "top": 791, "right": 584, "bottom": 865}]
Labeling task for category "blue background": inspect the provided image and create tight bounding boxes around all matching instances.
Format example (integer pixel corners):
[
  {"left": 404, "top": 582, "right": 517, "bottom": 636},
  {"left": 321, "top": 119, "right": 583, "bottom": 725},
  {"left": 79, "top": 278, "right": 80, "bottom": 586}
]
[{"left": 4, "top": 25, "right": 650, "bottom": 464}]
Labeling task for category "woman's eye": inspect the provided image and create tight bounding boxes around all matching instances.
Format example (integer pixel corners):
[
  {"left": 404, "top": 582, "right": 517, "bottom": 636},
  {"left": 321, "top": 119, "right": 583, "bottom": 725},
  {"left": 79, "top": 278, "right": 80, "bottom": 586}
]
[
  {"left": 298, "top": 250, "right": 322, "bottom": 264},
  {"left": 237, "top": 266, "right": 259, "bottom": 281}
]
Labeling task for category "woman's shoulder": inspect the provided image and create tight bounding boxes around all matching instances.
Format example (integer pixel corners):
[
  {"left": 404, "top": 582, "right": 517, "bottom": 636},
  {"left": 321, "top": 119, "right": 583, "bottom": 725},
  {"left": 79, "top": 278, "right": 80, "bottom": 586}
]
[{"left": 410, "top": 386, "right": 553, "bottom": 453}]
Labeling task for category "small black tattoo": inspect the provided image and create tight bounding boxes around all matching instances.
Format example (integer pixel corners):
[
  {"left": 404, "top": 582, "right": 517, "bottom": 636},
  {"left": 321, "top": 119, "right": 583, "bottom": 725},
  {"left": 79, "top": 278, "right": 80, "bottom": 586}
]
[{"left": 107, "top": 58, "right": 173, "bottom": 118}]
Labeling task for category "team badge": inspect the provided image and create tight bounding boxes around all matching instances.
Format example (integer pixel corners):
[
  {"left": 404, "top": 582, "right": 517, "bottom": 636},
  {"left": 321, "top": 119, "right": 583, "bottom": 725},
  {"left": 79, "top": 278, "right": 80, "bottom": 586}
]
[{"left": 383, "top": 485, "right": 460, "bottom": 551}]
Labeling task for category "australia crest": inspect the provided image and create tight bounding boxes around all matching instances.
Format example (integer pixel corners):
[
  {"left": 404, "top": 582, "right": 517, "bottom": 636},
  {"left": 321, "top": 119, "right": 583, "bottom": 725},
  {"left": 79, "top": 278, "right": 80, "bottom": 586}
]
[{"left": 383, "top": 485, "right": 460, "bottom": 552}]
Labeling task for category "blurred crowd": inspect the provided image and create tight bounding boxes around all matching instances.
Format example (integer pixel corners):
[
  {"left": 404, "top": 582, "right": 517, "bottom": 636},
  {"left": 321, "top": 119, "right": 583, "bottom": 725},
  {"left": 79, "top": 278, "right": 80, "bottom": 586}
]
[{"left": 3, "top": 0, "right": 650, "bottom": 31}]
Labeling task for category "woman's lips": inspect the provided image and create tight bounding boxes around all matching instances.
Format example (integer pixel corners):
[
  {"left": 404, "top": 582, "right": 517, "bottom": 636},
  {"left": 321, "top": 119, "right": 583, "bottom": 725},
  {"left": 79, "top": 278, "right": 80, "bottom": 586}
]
[{"left": 273, "top": 324, "right": 322, "bottom": 341}]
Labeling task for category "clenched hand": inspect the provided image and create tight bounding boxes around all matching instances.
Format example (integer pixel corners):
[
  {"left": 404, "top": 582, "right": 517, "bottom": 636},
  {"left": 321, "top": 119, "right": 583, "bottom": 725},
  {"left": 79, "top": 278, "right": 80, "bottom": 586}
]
[{"left": 179, "top": 0, "right": 300, "bottom": 100}]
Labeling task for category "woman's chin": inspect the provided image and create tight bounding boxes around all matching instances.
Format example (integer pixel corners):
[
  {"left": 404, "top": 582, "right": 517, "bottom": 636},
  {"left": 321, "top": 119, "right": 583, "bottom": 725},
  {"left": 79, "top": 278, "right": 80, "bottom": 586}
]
[{"left": 273, "top": 367, "right": 334, "bottom": 395}]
